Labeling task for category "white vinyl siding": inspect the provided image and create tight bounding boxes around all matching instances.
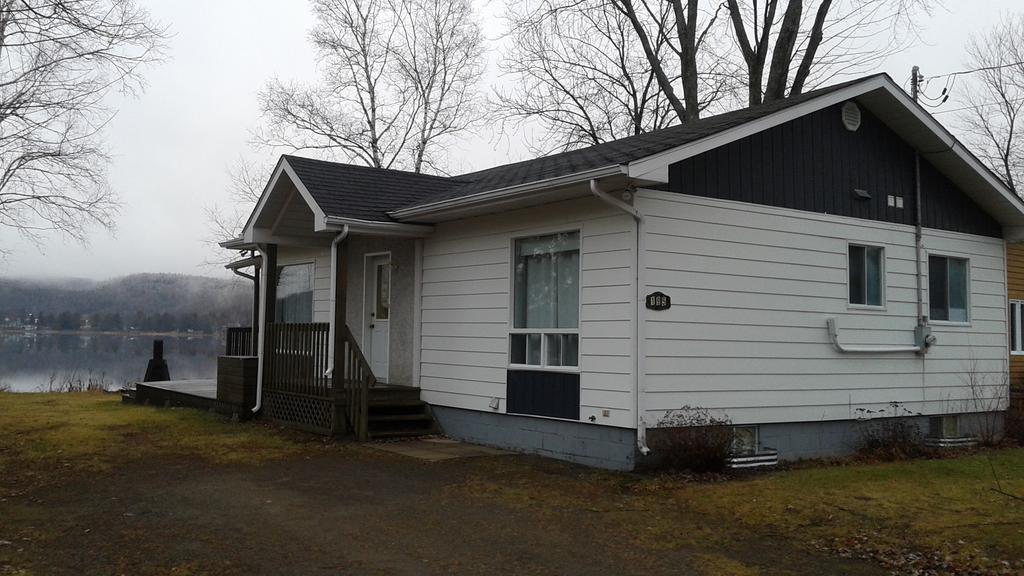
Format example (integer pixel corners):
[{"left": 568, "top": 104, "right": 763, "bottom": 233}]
[
  {"left": 636, "top": 189, "right": 1007, "bottom": 425},
  {"left": 418, "top": 197, "right": 636, "bottom": 428}
]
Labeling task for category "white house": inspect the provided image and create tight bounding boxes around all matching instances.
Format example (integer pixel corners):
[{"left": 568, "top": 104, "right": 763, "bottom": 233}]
[{"left": 222, "top": 73, "right": 1024, "bottom": 470}]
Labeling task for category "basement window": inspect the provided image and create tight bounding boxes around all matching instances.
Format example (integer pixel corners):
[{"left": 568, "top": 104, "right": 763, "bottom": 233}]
[
  {"left": 1011, "top": 301, "right": 1023, "bottom": 355},
  {"left": 848, "top": 244, "right": 884, "bottom": 307},
  {"left": 732, "top": 426, "right": 759, "bottom": 457},
  {"left": 510, "top": 231, "right": 580, "bottom": 369},
  {"left": 929, "top": 415, "right": 960, "bottom": 439},
  {"left": 929, "top": 255, "right": 969, "bottom": 323}
]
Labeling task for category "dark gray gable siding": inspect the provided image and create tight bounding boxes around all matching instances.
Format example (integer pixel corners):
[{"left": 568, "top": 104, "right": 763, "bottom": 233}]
[
  {"left": 401, "top": 76, "right": 881, "bottom": 209},
  {"left": 667, "top": 102, "right": 1003, "bottom": 238}
]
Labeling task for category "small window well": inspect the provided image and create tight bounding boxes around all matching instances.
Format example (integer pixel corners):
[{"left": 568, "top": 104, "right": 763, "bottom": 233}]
[
  {"left": 727, "top": 426, "right": 778, "bottom": 469},
  {"left": 925, "top": 415, "right": 978, "bottom": 449}
]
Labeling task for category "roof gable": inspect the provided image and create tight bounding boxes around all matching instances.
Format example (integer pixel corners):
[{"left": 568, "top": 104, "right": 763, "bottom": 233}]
[{"left": 668, "top": 99, "right": 1003, "bottom": 237}]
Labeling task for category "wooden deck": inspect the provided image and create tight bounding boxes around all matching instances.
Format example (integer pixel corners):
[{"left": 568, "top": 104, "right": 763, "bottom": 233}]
[{"left": 130, "top": 379, "right": 253, "bottom": 420}]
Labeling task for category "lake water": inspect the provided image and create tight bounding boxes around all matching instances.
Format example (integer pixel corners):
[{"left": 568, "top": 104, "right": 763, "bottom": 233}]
[{"left": 0, "top": 332, "right": 221, "bottom": 392}]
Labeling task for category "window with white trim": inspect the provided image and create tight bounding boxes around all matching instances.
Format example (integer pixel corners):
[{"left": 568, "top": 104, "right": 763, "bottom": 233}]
[
  {"left": 928, "top": 255, "right": 969, "bottom": 323},
  {"left": 848, "top": 244, "right": 884, "bottom": 306},
  {"left": 510, "top": 231, "right": 580, "bottom": 368},
  {"left": 275, "top": 263, "right": 314, "bottom": 323},
  {"left": 1011, "top": 300, "right": 1023, "bottom": 354}
]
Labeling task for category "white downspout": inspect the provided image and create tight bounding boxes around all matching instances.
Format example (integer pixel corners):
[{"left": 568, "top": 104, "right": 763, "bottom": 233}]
[
  {"left": 590, "top": 179, "right": 650, "bottom": 456},
  {"left": 325, "top": 225, "right": 351, "bottom": 377},
  {"left": 252, "top": 247, "right": 268, "bottom": 414}
]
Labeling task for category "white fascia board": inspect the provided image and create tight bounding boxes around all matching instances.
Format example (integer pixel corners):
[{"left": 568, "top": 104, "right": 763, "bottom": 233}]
[
  {"left": 280, "top": 160, "right": 330, "bottom": 231},
  {"left": 241, "top": 157, "right": 287, "bottom": 244},
  {"left": 323, "top": 215, "right": 434, "bottom": 237},
  {"left": 388, "top": 164, "right": 628, "bottom": 221},
  {"left": 219, "top": 237, "right": 251, "bottom": 250},
  {"left": 627, "top": 75, "right": 892, "bottom": 182},
  {"left": 881, "top": 81, "right": 1024, "bottom": 220},
  {"left": 225, "top": 256, "right": 260, "bottom": 270},
  {"left": 241, "top": 156, "right": 335, "bottom": 241}
]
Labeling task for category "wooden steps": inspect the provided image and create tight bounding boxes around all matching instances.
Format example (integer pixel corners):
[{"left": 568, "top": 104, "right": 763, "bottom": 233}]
[{"left": 366, "top": 386, "right": 438, "bottom": 440}]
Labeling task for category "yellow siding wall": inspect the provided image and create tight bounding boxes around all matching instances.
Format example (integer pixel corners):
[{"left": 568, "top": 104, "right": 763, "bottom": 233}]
[{"left": 1008, "top": 244, "right": 1024, "bottom": 389}]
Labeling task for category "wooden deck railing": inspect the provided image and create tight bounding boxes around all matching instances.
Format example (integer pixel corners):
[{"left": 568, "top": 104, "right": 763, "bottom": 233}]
[
  {"left": 265, "top": 323, "right": 331, "bottom": 396},
  {"left": 225, "top": 326, "right": 254, "bottom": 356},
  {"left": 335, "top": 325, "right": 376, "bottom": 441},
  {"left": 262, "top": 322, "right": 374, "bottom": 438}
]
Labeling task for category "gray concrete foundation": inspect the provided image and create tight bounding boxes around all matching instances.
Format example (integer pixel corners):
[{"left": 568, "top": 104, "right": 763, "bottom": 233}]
[
  {"left": 431, "top": 406, "right": 639, "bottom": 470},
  {"left": 432, "top": 407, "right": 1005, "bottom": 470}
]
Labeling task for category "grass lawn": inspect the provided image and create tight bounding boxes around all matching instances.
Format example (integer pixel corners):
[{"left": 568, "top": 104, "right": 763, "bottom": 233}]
[{"left": 1, "top": 392, "right": 1022, "bottom": 575}]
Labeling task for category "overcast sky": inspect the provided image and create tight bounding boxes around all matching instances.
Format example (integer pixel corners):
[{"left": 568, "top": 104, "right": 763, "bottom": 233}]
[{"left": 0, "top": 0, "right": 1019, "bottom": 281}]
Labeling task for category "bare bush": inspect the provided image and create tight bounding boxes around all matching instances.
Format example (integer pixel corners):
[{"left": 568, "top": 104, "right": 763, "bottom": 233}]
[
  {"left": 854, "top": 402, "right": 929, "bottom": 461},
  {"left": 958, "top": 358, "right": 1010, "bottom": 446},
  {"left": 39, "top": 370, "right": 120, "bottom": 393},
  {"left": 648, "top": 406, "right": 734, "bottom": 473}
]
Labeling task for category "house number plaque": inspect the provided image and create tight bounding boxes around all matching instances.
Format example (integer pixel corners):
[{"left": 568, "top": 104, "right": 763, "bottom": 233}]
[{"left": 645, "top": 291, "right": 671, "bottom": 311}]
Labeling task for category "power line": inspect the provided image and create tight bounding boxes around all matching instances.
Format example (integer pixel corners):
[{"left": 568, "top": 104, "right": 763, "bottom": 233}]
[
  {"left": 927, "top": 60, "right": 1024, "bottom": 81},
  {"left": 931, "top": 96, "right": 1024, "bottom": 116}
]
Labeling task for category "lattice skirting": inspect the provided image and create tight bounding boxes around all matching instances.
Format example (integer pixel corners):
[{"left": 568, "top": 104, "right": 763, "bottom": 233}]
[{"left": 263, "top": 390, "right": 334, "bottom": 434}]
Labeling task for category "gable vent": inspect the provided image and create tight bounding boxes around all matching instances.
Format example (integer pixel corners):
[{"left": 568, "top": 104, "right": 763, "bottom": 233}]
[{"left": 841, "top": 101, "right": 862, "bottom": 132}]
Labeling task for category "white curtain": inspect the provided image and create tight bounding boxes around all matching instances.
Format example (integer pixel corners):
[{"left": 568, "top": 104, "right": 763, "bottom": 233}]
[{"left": 514, "top": 232, "right": 580, "bottom": 329}]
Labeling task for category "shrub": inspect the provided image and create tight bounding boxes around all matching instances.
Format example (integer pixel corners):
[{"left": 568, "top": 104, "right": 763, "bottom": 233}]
[
  {"left": 647, "top": 406, "right": 734, "bottom": 473},
  {"left": 959, "top": 359, "right": 1010, "bottom": 446},
  {"left": 854, "top": 402, "right": 930, "bottom": 461}
]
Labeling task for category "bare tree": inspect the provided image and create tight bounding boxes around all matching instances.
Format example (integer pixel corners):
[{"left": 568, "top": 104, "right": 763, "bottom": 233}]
[
  {"left": 498, "top": 0, "right": 682, "bottom": 152},
  {"left": 723, "top": 0, "right": 934, "bottom": 105},
  {"left": 255, "top": 0, "right": 486, "bottom": 173},
  {"left": 957, "top": 14, "right": 1024, "bottom": 194},
  {"left": 0, "top": 0, "right": 165, "bottom": 248},
  {"left": 499, "top": 0, "right": 931, "bottom": 153},
  {"left": 204, "top": 158, "right": 266, "bottom": 252},
  {"left": 609, "top": 0, "right": 733, "bottom": 122}
]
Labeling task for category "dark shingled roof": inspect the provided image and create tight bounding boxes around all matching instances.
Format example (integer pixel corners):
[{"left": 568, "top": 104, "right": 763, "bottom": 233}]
[
  {"left": 283, "top": 75, "right": 884, "bottom": 222},
  {"left": 284, "top": 155, "right": 464, "bottom": 222}
]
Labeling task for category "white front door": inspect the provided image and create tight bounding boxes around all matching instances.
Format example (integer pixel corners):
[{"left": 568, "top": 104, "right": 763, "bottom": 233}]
[{"left": 366, "top": 255, "right": 390, "bottom": 382}]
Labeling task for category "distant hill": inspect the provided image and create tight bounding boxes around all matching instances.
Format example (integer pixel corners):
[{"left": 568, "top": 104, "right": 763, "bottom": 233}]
[{"left": 0, "top": 273, "right": 251, "bottom": 332}]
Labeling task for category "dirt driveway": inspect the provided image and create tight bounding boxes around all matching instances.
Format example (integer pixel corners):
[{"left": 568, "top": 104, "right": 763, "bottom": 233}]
[{"left": 1, "top": 444, "right": 882, "bottom": 576}]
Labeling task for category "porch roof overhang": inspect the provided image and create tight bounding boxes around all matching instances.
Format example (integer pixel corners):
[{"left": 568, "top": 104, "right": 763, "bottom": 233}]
[
  {"left": 225, "top": 255, "right": 260, "bottom": 270},
  {"left": 239, "top": 156, "right": 437, "bottom": 243},
  {"left": 219, "top": 237, "right": 256, "bottom": 250}
]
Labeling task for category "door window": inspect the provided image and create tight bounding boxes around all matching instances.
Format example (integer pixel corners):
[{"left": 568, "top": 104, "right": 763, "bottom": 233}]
[{"left": 375, "top": 262, "right": 390, "bottom": 320}]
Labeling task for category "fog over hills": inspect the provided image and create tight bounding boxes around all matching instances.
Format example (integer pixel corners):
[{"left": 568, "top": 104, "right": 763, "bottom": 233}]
[{"left": 0, "top": 273, "right": 251, "bottom": 330}]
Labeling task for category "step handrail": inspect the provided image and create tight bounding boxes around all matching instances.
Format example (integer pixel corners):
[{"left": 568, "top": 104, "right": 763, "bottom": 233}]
[{"left": 335, "top": 325, "right": 376, "bottom": 441}]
